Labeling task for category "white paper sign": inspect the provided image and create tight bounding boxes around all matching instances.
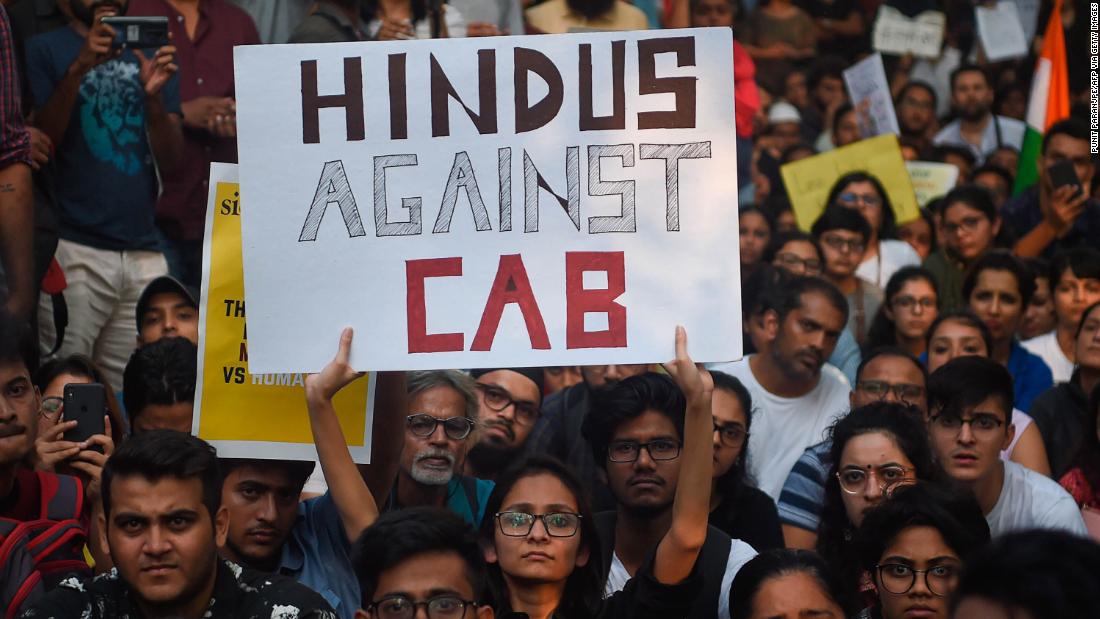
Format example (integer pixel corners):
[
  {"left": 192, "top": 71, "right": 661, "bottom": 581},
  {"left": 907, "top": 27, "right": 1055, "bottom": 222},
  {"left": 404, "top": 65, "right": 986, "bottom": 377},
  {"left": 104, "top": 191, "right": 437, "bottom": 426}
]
[
  {"left": 976, "top": 1, "right": 1029, "bottom": 62},
  {"left": 843, "top": 53, "right": 900, "bottom": 138},
  {"left": 234, "top": 29, "right": 742, "bottom": 373},
  {"left": 872, "top": 7, "right": 946, "bottom": 59},
  {"left": 905, "top": 161, "right": 959, "bottom": 207},
  {"left": 1012, "top": 0, "right": 1041, "bottom": 42}
]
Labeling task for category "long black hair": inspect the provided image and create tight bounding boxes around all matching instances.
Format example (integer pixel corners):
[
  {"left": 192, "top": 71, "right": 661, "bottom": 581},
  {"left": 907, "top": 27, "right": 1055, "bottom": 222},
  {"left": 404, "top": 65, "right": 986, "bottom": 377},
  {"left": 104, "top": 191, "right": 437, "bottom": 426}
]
[
  {"left": 711, "top": 371, "right": 756, "bottom": 499},
  {"left": 865, "top": 266, "right": 939, "bottom": 351},
  {"left": 816, "top": 402, "right": 943, "bottom": 602},
  {"left": 479, "top": 456, "right": 605, "bottom": 617},
  {"left": 729, "top": 549, "right": 853, "bottom": 619}
]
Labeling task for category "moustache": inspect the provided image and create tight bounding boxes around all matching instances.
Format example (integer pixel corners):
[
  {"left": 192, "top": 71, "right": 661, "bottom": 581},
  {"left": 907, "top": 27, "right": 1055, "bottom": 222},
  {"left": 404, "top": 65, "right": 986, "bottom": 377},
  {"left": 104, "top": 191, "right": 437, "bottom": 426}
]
[
  {"left": 481, "top": 419, "right": 515, "bottom": 441},
  {"left": 414, "top": 449, "right": 456, "bottom": 466}
]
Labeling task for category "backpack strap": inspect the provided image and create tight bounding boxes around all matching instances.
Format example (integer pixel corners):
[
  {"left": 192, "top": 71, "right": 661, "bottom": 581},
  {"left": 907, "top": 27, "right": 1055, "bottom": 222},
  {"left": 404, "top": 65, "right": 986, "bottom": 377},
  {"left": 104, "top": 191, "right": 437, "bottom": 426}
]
[{"left": 36, "top": 472, "right": 83, "bottom": 522}]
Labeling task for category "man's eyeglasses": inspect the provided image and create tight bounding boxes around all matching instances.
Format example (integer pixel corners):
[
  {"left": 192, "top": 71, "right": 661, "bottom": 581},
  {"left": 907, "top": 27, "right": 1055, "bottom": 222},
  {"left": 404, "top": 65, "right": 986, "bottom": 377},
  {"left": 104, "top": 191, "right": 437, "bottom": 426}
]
[
  {"left": 856, "top": 380, "right": 925, "bottom": 404},
  {"left": 607, "top": 439, "right": 681, "bottom": 463},
  {"left": 837, "top": 191, "right": 883, "bottom": 207},
  {"left": 406, "top": 414, "right": 474, "bottom": 440},
  {"left": 929, "top": 413, "right": 1004, "bottom": 438},
  {"left": 892, "top": 295, "right": 936, "bottom": 311},
  {"left": 773, "top": 252, "right": 823, "bottom": 276},
  {"left": 836, "top": 464, "right": 914, "bottom": 494},
  {"left": 713, "top": 420, "right": 748, "bottom": 448},
  {"left": 369, "top": 594, "right": 475, "bottom": 619},
  {"left": 39, "top": 396, "right": 64, "bottom": 422},
  {"left": 495, "top": 511, "right": 582, "bottom": 537},
  {"left": 821, "top": 234, "right": 866, "bottom": 254},
  {"left": 475, "top": 383, "right": 540, "bottom": 426},
  {"left": 875, "top": 563, "right": 959, "bottom": 597}
]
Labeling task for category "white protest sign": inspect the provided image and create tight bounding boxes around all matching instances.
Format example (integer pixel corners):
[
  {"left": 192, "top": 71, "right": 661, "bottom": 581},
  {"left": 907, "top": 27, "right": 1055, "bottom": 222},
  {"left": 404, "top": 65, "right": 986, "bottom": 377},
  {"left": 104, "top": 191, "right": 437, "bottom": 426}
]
[
  {"left": 976, "top": 1, "right": 1029, "bottom": 62},
  {"left": 872, "top": 7, "right": 945, "bottom": 59},
  {"left": 1012, "top": 0, "right": 1041, "bottom": 42},
  {"left": 843, "top": 53, "right": 900, "bottom": 138},
  {"left": 905, "top": 161, "right": 959, "bottom": 207},
  {"left": 234, "top": 29, "right": 741, "bottom": 373}
]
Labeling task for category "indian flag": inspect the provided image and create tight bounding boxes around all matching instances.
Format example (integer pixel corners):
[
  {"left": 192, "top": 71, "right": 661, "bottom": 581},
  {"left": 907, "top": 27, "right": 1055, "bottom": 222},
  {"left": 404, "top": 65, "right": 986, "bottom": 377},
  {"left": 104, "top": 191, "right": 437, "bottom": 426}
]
[{"left": 1014, "top": 0, "right": 1070, "bottom": 194}]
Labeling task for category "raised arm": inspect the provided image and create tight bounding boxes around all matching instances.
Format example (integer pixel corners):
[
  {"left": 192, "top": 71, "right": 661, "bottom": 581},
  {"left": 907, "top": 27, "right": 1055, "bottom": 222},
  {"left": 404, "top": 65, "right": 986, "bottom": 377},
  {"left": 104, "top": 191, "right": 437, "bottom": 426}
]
[
  {"left": 304, "top": 328, "right": 380, "bottom": 542},
  {"left": 652, "top": 326, "right": 714, "bottom": 584}
]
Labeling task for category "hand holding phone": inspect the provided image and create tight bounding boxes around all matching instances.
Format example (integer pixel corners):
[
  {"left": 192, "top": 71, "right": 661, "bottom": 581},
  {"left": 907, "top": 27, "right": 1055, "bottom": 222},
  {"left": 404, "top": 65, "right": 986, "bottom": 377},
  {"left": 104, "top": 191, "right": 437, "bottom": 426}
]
[
  {"left": 1048, "top": 159, "right": 1083, "bottom": 197},
  {"left": 100, "top": 16, "right": 170, "bottom": 50},
  {"left": 63, "top": 383, "right": 107, "bottom": 452}
]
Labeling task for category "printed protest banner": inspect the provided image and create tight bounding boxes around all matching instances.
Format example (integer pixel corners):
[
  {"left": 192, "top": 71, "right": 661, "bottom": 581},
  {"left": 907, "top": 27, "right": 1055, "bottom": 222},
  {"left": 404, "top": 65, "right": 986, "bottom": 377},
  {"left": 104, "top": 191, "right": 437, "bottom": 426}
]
[
  {"left": 843, "top": 53, "right": 900, "bottom": 138},
  {"left": 906, "top": 161, "right": 959, "bottom": 207},
  {"left": 233, "top": 28, "right": 741, "bottom": 373},
  {"left": 780, "top": 134, "right": 918, "bottom": 232},
  {"left": 872, "top": 6, "right": 946, "bottom": 58},
  {"left": 193, "top": 163, "right": 375, "bottom": 461}
]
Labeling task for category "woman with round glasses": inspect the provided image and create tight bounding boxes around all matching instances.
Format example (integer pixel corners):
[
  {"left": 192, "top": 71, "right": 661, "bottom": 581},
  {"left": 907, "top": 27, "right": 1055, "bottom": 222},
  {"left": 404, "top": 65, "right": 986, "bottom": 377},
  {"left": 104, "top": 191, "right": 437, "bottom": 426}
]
[
  {"left": 816, "top": 402, "right": 942, "bottom": 611},
  {"left": 855, "top": 482, "right": 991, "bottom": 619},
  {"left": 479, "top": 328, "right": 715, "bottom": 618},
  {"left": 865, "top": 267, "right": 940, "bottom": 358},
  {"left": 923, "top": 185, "right": 1005, "bottom": 312},
  {"left": 708, "top": 371, "right": 783, "bottom": 551},
  {"left": 824, "top": 171, "right": 920, "bottom": 290}
]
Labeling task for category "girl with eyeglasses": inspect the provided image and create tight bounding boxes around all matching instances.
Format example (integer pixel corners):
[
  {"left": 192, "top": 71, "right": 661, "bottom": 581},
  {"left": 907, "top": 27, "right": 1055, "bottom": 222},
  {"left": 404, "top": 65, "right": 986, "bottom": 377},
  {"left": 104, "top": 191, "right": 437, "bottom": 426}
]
[
  {"left": 816, "top": 403, "right": 943, "bottom": 613},
  {"left": 825, "top": 172, "right": 921, "bottom": 291},
  {"left": 865, "top": 267, "right": 940, "bottom": 358},
  {"left": 812, "top": 205, "right": 883, "bottom": 346},
  {"left": 480, "top": 329, "right": 716, "bottom": 619},
  {"left": 923, "top": 311, "right": 1052, "bottom": 476},
  {"left": 855, "top": 482, "right": 991, "bottom": 619},
  {"left": 708, "top": 371, "right": 782, "bottom": 552},
  {"left": 922, "top": 185, "right": 1006, "bottom": 312}
]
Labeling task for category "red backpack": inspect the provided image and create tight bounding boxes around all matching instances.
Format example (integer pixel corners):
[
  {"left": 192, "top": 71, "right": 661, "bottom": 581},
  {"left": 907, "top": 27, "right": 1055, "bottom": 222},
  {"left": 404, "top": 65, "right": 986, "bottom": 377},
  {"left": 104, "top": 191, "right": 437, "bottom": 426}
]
[{"left": 0, "top": 471, "right": 90, "bottom": 618}]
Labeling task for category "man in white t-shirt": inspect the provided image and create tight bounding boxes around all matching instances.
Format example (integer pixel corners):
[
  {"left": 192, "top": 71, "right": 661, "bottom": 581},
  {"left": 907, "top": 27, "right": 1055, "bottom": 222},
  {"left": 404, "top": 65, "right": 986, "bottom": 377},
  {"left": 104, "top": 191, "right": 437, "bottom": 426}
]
[
  {"left": 926, "top": 356, "right": 1087, "bottom": 537},
  {"left": 710, "top": 276, "right": 851, "bottom": 500}
]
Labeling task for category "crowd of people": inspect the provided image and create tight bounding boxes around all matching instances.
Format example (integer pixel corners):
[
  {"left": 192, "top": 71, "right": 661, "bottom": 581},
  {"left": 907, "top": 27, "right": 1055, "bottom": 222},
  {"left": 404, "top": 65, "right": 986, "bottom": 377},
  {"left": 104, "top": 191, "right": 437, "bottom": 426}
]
[{"left": 1, "top": 0, "right": 1099, "bottom": 617}]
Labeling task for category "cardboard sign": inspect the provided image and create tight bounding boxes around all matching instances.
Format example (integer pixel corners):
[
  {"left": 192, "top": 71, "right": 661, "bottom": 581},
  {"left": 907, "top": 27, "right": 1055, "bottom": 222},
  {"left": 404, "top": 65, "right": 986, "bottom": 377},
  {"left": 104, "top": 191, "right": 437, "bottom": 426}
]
[
  {"left": 872, "top": 7, "right": 946, "bottom": 59},
  {"left": 976, "top": 1, "right": 1029, "bottom": 62},
  {"left": 233, "top": 29, "right": 742, "bottom": 373},
  {"left": 843, "top": 53, "right": 900, "bottom": 138},
  {"left": 906, "top": 161, "right": 959, "bottom": 207},
  {"left": 780, "top": 134, "right": 919, "bottom": 232},
  {"left": 193, "top": 163, "right": 375, "bottom": 461}
]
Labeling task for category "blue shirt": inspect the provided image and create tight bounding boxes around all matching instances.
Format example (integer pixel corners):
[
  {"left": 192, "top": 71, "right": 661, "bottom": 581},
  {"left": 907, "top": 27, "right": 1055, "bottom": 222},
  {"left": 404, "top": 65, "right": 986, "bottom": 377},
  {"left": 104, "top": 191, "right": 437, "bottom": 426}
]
[
  {"left": 828, "top": 329, "right": 861, "bottom": 387},
  {"left": 776, "top": 440, "right": 832, "bottom": 532},
  {"left": 1007, "top": 340, "right": 1053, "bottom": 413},
  {"left": 385, "top": 475, "right": 495, "bottom": 527},
  {"left": 24, "top": 26, "right": 180, "bottom": 251},
  {"left": 932, "top": 115, "right": 1025, "bottom": 165},
  {"left": 280, "top": 492, "right": 359, "bottom": 619}
]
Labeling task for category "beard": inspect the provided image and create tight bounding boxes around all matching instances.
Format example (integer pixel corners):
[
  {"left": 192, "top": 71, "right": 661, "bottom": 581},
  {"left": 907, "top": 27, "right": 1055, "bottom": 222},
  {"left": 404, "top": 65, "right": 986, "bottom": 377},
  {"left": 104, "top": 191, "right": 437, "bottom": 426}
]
[
  {"left": 409, "top": 448, "right": 456, "bottom": 486},
  {"left": 466, "top": 440, "right": 521, "bottom": 479},
  {"left": 955, "top": 102, "right": 989, "bottom": 123}
]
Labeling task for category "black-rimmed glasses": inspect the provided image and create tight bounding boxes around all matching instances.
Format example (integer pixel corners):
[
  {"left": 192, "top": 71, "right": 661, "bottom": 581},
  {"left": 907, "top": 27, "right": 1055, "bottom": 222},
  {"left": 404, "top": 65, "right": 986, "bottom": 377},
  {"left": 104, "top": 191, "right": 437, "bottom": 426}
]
[
  {"left": 405, "top": 414, "right": 474, "bottom": 440},
  {"left": 475, "top": 383, "right": 540, "bottom": 425},
  {"left": 713, "top": 420, "right": 748, "bottom": 448},
  {"left": 875, "top": 563, "right": 959, "bottom": 597},
  {"left": 495, "top": 511, "right": 582, "bottom": 537},
  {"left": 607, "top": 439, "right": 681, "bottom": 463},
  {"left": 369, "top": 594, "right": 475, "bottom": 619}
]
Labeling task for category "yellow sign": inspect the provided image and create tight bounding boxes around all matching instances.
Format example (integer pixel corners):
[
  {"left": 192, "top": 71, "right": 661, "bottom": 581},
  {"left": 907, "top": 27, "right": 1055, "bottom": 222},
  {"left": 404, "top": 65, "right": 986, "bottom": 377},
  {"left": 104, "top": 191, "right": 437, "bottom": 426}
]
[
  {"left": 193, "top": 164, "right": 373, "bottom": 461},
  {"left": 780, "top": 134, "right": 919, "bottom": 232}
]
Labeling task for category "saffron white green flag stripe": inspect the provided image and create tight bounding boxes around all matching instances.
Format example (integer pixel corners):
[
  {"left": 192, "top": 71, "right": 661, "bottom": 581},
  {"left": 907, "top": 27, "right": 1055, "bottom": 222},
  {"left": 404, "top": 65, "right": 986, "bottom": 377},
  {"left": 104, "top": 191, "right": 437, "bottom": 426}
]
[{"left": 1014, "top": 0, "right": 1069, "bottom": 194}]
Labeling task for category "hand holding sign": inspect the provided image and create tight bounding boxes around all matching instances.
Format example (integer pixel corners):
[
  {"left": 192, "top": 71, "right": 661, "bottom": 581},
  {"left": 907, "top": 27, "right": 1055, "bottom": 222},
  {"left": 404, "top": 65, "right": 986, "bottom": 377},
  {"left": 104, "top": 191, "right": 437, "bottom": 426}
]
[{"left": 305, "top": 328, "right": 367, "bottom": 404}]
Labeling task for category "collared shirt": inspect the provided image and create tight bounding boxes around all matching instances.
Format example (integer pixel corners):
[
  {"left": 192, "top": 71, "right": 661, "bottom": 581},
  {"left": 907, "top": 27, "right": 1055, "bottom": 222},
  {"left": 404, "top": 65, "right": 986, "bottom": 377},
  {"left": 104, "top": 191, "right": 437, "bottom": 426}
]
[
  {"left": 384, "top": 475, "right": 495, "bottom": 527},
  {"left": 932, "top": 114, "right": 1025, "bottom": 165},
  {"left": 0, "top": 7, "right": 30, "bottom": 169},
  {"left": 1001, "top": 187, "right": 1100, "bottom": 259},
  {"left": 280, "top": 492, "right": 360, "bottom": 619},
  {"left": 129, "top": 0, "right": 260, "bottom": 242},
  {"left": 18, "top": 560, "right": 338, "bottom": 618}
]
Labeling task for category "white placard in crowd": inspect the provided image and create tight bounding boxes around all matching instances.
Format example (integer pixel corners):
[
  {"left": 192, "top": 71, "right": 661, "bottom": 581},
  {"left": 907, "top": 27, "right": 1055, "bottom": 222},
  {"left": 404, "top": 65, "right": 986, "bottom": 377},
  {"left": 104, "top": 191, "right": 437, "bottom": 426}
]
[
  {"left": 233, "top": 29, "right": 741, "bottom": 373},
  {"left": 1012, "top": 0, "right": 1041, "bottom": 42},
  {"left": 976, "top": 1, "right": 1029, "bottom": 62},
  {"left": 871, "top": 7, "right": 946, "bottom": 59},
  {"left": 905, "top": 161, "right": 959, "bottom": 207},
  {"left": 843, "top": 53, "right": 900, "bottom": 138}
]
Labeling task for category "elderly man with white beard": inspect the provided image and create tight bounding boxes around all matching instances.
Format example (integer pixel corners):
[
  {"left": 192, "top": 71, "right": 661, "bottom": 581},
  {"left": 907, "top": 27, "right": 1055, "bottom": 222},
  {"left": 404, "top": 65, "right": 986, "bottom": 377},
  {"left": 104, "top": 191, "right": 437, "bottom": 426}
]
[{"left": 383, "top": 370, "right": 495, "bottom": 526}]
